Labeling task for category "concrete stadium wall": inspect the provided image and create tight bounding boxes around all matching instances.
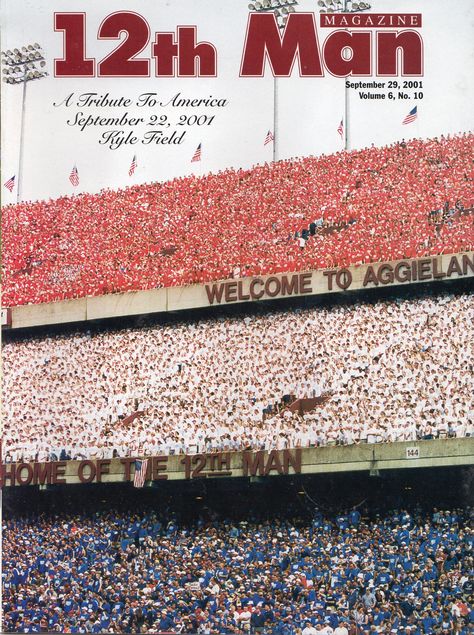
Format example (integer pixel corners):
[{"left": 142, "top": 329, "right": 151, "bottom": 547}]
[
  {"left": 3, "top": 439, "right": 473, "bottom": 488},
  {"left": 5, "top": 251, "right": 473, "bottom": 329}
]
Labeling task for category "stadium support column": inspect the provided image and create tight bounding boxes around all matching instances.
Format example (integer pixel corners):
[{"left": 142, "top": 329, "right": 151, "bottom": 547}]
[
  {"left": 344, "top": 64, "right": 349, "bottom": 151},
  {"left": 273, "top": 76, "right": 278, "bottom": 162},
  {"left": 317, "top": 0, "right": 373, "bottom": 152},
  {"left": 343, "top": 0, "right": 349, "bottom": 152},
  {"left": 247, "top": 0, "right": 299, "bottom": 163},
  {"left": 1, "top": 43, "right": 48, "bottom": 203},
  {"left": 18, "top": 71, "right": 28, "bottom": 204}
]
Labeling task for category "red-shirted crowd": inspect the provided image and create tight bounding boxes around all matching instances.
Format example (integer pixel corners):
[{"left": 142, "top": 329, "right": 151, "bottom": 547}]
[{"left": 2, "top": 134, "right": 473, "bottom": 307}]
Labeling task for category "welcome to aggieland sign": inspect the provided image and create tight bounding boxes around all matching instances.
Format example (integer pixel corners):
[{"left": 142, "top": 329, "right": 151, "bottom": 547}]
[
  {"left": 204, "top": 252, "right": 474, "bottom": 306},
  {"left": 4, "top": 252, "right": 473, "bottom": 329}
]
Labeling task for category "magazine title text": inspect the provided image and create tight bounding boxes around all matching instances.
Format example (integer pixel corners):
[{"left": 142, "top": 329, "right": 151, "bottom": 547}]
[{"left": 54, "top": 12, "right": 423, "bottom": 78}]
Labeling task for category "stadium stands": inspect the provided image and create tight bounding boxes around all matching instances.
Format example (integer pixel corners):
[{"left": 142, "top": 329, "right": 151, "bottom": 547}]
[
  {"left": 3, "top": 504, "right": 472, "bottom": 633},
  {"left": 3, "top": 290, "right": 473, "bottom": 463},
  {"left": 2, "top": 134, "right": 473, "bottom": 307}
]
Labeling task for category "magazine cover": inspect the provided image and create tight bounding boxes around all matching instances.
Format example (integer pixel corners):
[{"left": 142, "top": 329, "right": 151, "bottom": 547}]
[{"left": 1, "top": 0, "right": 473, "bottom": 633}]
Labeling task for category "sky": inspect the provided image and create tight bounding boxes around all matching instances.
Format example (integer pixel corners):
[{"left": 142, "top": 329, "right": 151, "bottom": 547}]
[{"left": 1, "top": 0, "right": 473, "bottom": 203}]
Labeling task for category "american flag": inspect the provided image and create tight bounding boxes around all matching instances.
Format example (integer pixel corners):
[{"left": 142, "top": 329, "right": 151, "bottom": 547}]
[
  {"left": 402, "top": 106, "right": 417, "bottom": 125},
  {"left": 264, "top": 130, "right": 274, "bottom": 146},
  {"left": 129, "top": 155, "right": 137, "bottom": 177},
  {"left": 69, "top": 165, "right": 79, "bottom": 187},
  {"left": 4, "top": 175, "right": 15, "bottom": 192},
  {"left": 191, "top": 143, "right": 202, "bottom": 162},
  {"left": 133, "top": 459, "right": 148, "bottom": 488},
  {"left": 337, "top": 119, "right": 344, "bottom": 138}
]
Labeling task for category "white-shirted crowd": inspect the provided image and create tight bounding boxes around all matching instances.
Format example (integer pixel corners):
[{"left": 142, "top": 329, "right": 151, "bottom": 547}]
[{"left": 3, "top": 291, "right": 473, "bottom": 463}]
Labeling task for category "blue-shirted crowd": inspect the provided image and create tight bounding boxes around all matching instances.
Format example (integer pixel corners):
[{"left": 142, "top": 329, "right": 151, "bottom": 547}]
[{"left": 2, "top": 505, "right": 473, "bottom": 634}]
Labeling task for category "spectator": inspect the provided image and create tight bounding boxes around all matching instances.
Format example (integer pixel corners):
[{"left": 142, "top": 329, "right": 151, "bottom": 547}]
[
  {"left": 2, "top": 290, "right": 473, "bottom": 462},
  {"left": 2, "top": 506, "right": 472, "bottom": 634},
  {"left": 2, "top": 134, "right": 473, "bottom": 307}
]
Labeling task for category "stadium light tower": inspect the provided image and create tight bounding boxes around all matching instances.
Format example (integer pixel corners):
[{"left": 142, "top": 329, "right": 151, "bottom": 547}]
[
  {"left": 318, "top": 0, "right": 372, "bottom": 151},
  {"left": 247, "top": 0, "right": 299, "bottom": 161},
  {"left": 1, "top": 43, "right": 48, "bottom": 203}
]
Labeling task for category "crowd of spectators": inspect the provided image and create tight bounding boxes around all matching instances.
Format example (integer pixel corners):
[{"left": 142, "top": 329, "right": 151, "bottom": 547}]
[
  {"left": 3, "top": 290, "right": 473, "bottom": 463},
  {"left": 2, "top": 133, "right": 473, "bottom": 307},
  {"left": 3, "top": 505, "right": 472, "bottom": 633}
]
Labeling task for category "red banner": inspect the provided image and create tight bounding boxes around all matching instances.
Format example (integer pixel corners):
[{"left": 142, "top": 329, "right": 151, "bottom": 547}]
[{"left": 320, "top": 14, "right": 422, "bottom": 28}]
